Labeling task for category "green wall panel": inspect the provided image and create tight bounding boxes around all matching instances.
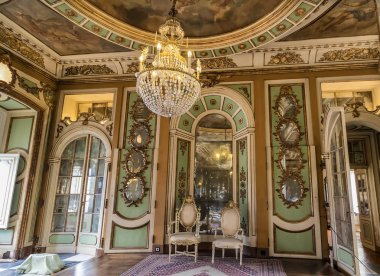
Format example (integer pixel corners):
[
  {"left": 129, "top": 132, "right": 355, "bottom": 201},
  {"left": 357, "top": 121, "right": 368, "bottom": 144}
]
[
  {"left": 175, "top": 139, "right": 190, "bottom": 209},
  {"left": 189, "top": 99, "right": 206, "bottom": 118},
  {"left": 49, "top": 234, "right": 75, "bottom": 244},
  {"left": 10, "top": 180, "right": 22, "bottom": 217},
  {"left": 204, "top": 95, "right": 221, "bottom": 110},
  {"left": 0, "top": 229, "right": 14, "bottom": 244},
  {"left": 0, "top": 98, "right": 29, "bottom": 110},
  {"left": 237, "top": 138, "right": 249, "bottom": 235},
  {"left": 79, "top": 234, "right": 97, "bottom": 245},
  {"left": 338, "top": 247, "right": 354, "bottom": 268},
  {"left": 233, "top": 110, "right": 247, "bottom": 132},
  {"left": 178, "top": 113, "right": 195, "bottom": 133},
  {"left": 222, "top": 97, "right": 239, "bottom": 118},
  {"left": 274, "top": 226, "right": 315, "bottom": 254},
  {"left": 222, "top": 83, "right": 252, "bottom": 102},
  {"left": 112, "top": 224, "right": 148, "bottom": 249},
  {"left": 7, "top": 117, "right": 34, "bottom": 151}
]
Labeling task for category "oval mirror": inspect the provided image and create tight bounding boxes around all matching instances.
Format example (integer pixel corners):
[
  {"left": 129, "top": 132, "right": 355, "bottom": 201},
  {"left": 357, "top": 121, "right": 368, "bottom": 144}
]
[
  {"left": 124, "top": 177, "right": 145, "bottom": 202},
  {"left": 276, "top": 95, "right": 298, "bottom": 119},
  {"left": 132, "top": 99, "right": 152, "bottom": 122},
  {"left": 278, "top": 148, "right": 304, "bottom": 172},
  {"left": 280, "top": 176, "right": 303, "bottom": 203},
  {"left": 130, "top": 124, "right": 150, "bottom": 148},
  {"left": 277, "top": 120, "right": 300, "bottom": 147},
  {"left": 125, "top": 148, "right": 147, "bottom": 174}
]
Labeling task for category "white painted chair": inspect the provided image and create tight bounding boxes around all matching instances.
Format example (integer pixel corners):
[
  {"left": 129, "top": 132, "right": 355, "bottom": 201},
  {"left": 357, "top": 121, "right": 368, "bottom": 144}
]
[
  {"left": 167, "top": 195, "right": 201, "bottom": 262},
  {"left": 212, "top": 201, "right": 244, "bottom": 265}
]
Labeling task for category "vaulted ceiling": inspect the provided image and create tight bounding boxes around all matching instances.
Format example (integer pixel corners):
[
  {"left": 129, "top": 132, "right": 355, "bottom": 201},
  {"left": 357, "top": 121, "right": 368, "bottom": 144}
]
[{"left": 0, "top": 0, "right": 378, "bottom": 78}]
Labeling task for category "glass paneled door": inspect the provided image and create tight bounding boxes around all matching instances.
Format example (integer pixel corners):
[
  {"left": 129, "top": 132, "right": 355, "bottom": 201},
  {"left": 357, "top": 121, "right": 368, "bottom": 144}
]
[
  {"left": 51, "top": 135, "right": 107, "bottom": 254},
  {"left": 324, "top": 107, "right": 358, "bottom": 275}
]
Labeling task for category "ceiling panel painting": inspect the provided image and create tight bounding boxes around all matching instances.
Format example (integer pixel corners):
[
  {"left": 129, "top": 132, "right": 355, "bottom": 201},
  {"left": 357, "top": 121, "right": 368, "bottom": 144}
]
[
  {"left": 86, "top": 0, "right": 283, "bottom": 38},
  {"left": 0, "top": 0, "right": 129, "bottom": 56},
  {"left": 283, "top": 0, "right": 378, "bottom": 41}
]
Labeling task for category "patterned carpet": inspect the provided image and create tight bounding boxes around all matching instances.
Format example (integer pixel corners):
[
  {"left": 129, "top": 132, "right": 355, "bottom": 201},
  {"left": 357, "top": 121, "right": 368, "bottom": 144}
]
[{"left": 123, "top": 255, "right": 286, "bottom": 276}]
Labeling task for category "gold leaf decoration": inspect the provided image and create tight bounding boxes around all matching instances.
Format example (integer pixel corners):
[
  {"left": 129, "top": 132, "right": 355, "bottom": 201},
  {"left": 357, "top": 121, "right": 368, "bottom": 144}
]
[
  {"left": 64, "top": 64, "right": 115, "bottom": 76},
  {"left": 319, "top": 48, "right": 380, "bottom": 62},
  {"left": 268, "top": 51, "right": 304, "bottom": 65},
  {"left": 193, "top": 57, "right": 237, "bottom": 70},
  {"left": 0, "top": 26, "right": 45, "bottom": 68}
]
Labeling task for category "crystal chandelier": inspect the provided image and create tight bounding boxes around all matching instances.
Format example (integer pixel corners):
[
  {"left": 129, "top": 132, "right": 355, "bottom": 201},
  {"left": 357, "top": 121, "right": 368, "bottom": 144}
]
[{"left": 136, "top": 0, "right": 202, "bottom": 117}]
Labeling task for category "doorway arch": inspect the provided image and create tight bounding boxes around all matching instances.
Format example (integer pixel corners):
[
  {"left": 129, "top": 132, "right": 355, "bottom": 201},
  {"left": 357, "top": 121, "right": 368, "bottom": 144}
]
[{"left": 167, "top": 86, "right": 256, "bottom": 246}]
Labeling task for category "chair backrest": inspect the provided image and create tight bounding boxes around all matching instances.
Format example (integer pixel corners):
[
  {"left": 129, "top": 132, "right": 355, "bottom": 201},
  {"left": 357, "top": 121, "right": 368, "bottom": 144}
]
[
  {"left": 177, "top": 195, "right": 199, "bottom": 231},
  {"left": 221, "top": 201, "right": 241, "bottom": 238}
]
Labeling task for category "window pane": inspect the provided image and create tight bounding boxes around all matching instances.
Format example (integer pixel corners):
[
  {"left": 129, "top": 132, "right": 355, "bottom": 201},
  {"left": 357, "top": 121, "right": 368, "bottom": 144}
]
[
  {"left": 62, "top": 141, "right": 75, "bottom": 159},
  {"left": 57, "top": 177, "right": 70, "bottom": 194},
  {"left": 74, "top": 137, "right": 86, "bottom": 159},
  {"left": 85, "top": 195, "right": 94, "bottom": 213},
  {"left": 59, "top": 160, "right": 72, "bottom": 176},
  {"left": 88, "top": 159, "right": 98, "bottom": 176},
  {"left": 54, "top": 195, "right": 68, "bottom": 213},
  {"left": 87, "top": 177, "right": 96, "bottom": 194},
  {"left": 91, "top": 214, "right": 99, "bottom": 233},
  {"left": 90, "top": 137, "right": 100, "bottom": 158},
  {"left": 97, "top": 159, "right": 105, "bottom": 176},
  {"left": 68, "top": 195, "right": 80, "bottom": 212},
  {"left": 66, "top": 213, "right": 77, "bottom": 232},
  {"left": 96, "top": 177, "right": 104, "bottom": 194},
  {"left": 82, "top": 214, "right": 92, "bottom": 233},
  {"left": 72, "top": 160, "right": 84, "bottom": 176},
  {"left": 51, "top": 214, "right": 66, "bottom": 232},
  {"left": 99, "top": 142, "right": 106, "bottom": 158},
  {"left": 94, "top": 195, "right": 102, "bottom": 213},
  {"left": 70, "top": 177, "right": 82, "bottom": 194}
]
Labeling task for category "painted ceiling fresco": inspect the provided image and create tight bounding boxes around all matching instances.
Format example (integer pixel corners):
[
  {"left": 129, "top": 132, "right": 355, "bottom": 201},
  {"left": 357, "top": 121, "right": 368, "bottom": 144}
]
[
  {"left": 86, "top": 0, "right": 283, "bottom": 38},
  {"left": 0, "top": 0, "right": 129, "bottom": 55},
  {"left": 283, "top": 0, "right": 378, "bottom": 41}
]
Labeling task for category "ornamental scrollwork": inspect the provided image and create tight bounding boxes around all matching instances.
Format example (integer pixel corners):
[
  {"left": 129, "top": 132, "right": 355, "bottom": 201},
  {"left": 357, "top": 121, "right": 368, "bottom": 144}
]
[
  {"left": 344, "top": 101, "right": 380, "bottom": 118},
  {"left": 64, "top": 64, "right": 116, "bottom": 76},
  {"left": 193, "top": 57, "right": 237, "bottom": 70},
  {"left": 318, "top": 48, "right": 380, "bottom": 62},
  {"left": 268, "top": 51, "right": 305, "bottom": 65}
]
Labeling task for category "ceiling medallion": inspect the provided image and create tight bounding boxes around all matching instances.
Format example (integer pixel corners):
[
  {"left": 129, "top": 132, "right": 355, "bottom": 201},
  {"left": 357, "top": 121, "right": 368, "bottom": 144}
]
[{"left": 136, "top": 0, "right": 201, "bottom": 117}]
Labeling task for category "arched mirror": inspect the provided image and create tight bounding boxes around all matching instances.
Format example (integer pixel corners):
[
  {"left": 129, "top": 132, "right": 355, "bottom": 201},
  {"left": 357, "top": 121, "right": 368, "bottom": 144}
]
[{"left": 194, "top": 114, "right": 233, "bottom": 234}]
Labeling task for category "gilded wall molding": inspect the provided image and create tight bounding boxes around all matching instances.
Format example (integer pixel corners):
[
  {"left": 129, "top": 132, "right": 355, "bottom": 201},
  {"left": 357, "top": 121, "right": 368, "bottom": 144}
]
[
  {"left": 0, "top": 25, "right": 45, "bottom": 68},
  {"left": 268, "top": 51, "right": 305, "bottom": 65},
  {"left": 64, "top": 64, "right": 116, "bottom": 76},
  {"left": 318, "top": 48, "right": 380, "bottom": 62}
]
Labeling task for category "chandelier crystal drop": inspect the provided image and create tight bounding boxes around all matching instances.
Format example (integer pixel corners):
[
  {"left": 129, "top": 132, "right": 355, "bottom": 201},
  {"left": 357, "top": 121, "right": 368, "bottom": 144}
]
[{"left": 135, "top": 0, "right": 201, "bottom": 117}]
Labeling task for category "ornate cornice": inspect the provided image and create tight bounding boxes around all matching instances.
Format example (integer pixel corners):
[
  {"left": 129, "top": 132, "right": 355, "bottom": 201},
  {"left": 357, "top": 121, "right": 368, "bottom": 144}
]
[
  {"left": 268, "top": 51, "right": 305, "bottom": 65},
  {"left": 319, "top": 48, "right": 380, "bottom": 62},
  {"left": 64, "top": 64, "right": 116, "bottom": 76},
  {"left": 0, "top": 24, "right": 45, "bottom": 68}
]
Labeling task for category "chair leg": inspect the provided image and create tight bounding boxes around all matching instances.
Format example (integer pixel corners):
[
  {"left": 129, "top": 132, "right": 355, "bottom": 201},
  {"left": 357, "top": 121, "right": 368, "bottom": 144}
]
[
  {"left": 235, "top": 248, "right": 238, "bottom": 260},
  {"left": 195, "top": 244, "right": 198, "bottom": 263},
  {"left": 212, "top": 243, "right": 215, "bottom": 264},
  {"left": 169, "top": 243, "right": 171, "bottom": 262},
  {"left": 222, "top": 248, "right": 225, "bottom": 258},
  {"left": 240, "top": 246, "right": 243, "bottom": 266},
  {"left": 175, "top": 244, "right": 177, "bottom": 254}
]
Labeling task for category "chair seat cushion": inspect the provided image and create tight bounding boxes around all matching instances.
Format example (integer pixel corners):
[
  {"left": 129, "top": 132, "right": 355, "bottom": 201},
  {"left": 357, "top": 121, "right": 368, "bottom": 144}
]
[
  {"left": 169, "top": 232, "right": 200, "bottom": 244},
  {"left": 213, "top": 238, "right": 242, "bottom": 249}
]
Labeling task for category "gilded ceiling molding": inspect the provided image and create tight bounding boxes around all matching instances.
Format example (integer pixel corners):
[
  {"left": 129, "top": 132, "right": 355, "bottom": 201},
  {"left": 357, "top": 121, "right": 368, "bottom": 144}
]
[
  {"left": 39, "top": 0, "right": 333, "bottom": 58},
  {"left": 64, "top": 64, "right": 116, "bottom": 76},
  {"left": 0, "top": 25, "right": 45, "bottom": 68},
  {"left": 318, "top": 48, "right": 380, "bottom": 62},
  {"left": 195, "top": 57, "right": 238, "bottom": 70},
  {"left": 268, "top": 51, "right": 305, "bottom": 65}
]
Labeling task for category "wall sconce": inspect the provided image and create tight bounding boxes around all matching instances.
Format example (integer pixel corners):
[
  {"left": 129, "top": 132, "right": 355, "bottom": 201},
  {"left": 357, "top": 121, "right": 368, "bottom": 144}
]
[{"left": 0, "top": 54, "right": 16, "bottom": 87}]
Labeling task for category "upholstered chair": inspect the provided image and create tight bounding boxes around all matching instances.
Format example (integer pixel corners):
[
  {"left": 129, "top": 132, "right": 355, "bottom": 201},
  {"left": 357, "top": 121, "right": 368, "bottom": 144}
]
[
  {"left": 167, "top": 195, "right": 201, "bottom": 262},
  {"left": 212, "top": 201, "right": 244, "bottom": 265}
]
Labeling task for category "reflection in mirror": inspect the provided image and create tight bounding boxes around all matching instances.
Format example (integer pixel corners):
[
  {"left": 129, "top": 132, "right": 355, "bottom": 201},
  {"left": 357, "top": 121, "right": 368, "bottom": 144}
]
[
  {"left": 278, "top": 120, "right": 300, "bottom": 146},
  {"left": 124, "top": 177, "right": 145, "bottom": 203},
  {"left": 194, "top": 114, "right": 233, "bottom": 234},
  {"left": 131, "top": 124, "right": 150, "bottom": 148},
  {"left": 132, "top": 99, "right": 152, "bottom": 122},
  {"left": 276, "top": 95, "right": 298, "bottom": 119},
  {"left": 278, "top": 148, "right": 304, "bottom": 172},
  {"left": 281, "top": 176, "right": 302, "bottom": 203},
  {"left": 125, "top": 148, "right": 147, "bottom": 174}
]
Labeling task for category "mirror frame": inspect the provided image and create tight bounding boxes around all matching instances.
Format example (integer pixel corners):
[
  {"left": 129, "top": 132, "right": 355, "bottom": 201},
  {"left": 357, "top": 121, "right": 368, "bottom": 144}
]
[
  {"left": 274, "top": 93, "right": 300, "bottom": 119},
  {"left": 276, "top": 173, "right": 308, "bottom": 208},
  {"left": 277, "top": 147, "right": 305, "bottom": 172},
  {"left": 131, "top": 97, "right": 153, "bottom": 123},
  {"left": 123, "top": 148, "right": 148, "bottom": 175},
  {"left": 275, "top": 119, "right": 302, "bottom": 148},
  {"left": 119, "top": 176, "right": 148, "bottom": 207},
  {"left": 129, "top": 123, "right": 151, "bottom": 148}
]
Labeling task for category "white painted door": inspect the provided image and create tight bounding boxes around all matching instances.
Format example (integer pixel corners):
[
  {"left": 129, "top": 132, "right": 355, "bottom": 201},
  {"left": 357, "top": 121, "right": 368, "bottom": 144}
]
[{"left": 323, "top": 107, "right": 359, "bottom": 275}]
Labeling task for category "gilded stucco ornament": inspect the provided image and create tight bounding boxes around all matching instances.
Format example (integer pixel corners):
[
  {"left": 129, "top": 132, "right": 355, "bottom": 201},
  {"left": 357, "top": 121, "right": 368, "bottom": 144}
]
[
  {"left": 64, "top": 64, "right": 116, "bottom": 76},
  {"left": 268, "top": 51, "right": 304, "bottom": 65},
  {"left": 195, "top": 57, "right": 237, "bottom": 70},
  {"left": 17, "top": 76, "right": 40, "bottom": 98},
  {"left": 319, "top": 48, "right": 380, "bottom": 62},
  {"left": 344, "top": 102, "right": 380, "bottom": 118},
  {"left": 0, "top": 26, "right": 45, "bottom": 68}
]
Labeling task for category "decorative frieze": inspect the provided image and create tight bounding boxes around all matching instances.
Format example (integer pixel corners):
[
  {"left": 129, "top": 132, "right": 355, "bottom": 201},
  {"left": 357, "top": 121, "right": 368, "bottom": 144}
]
[
  {"left": 64, "top": 64, "right": 116, "bottom": 76},
  {"left": 268, "top": 51, "right": 304, "bottom": 65},
  {"left": 195, "top": 57, "right": 237, "bottom": 70},
  {"left": 318, "top": 48, "right": 380, "bottom": 62}
]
